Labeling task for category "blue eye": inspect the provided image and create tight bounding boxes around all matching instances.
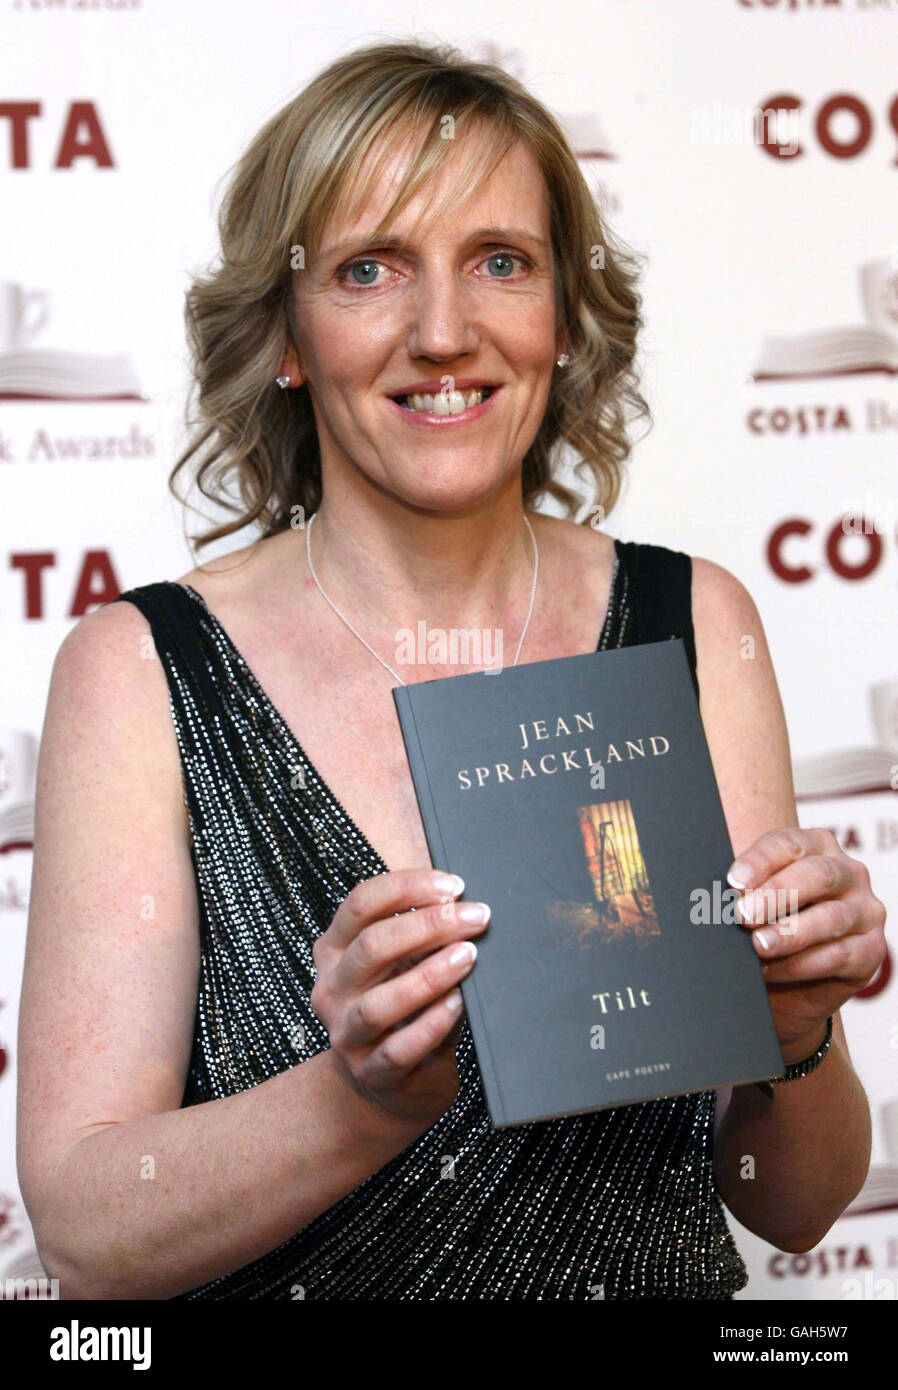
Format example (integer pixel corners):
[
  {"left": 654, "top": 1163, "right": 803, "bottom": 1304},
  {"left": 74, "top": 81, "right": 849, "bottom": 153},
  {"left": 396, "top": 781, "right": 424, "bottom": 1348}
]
[
  {"left": 485, "top": 253, "right": 517, "bottom": 278},
  {"left": 344, "top": 259, "right": 381, "bottom": 287}
]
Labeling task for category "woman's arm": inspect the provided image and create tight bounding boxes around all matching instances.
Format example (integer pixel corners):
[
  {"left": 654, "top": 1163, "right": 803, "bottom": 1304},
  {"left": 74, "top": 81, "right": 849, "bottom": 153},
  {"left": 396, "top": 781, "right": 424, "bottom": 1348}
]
[
  {"left": 690, "top": 557, "right": 874, "bottom": 1252},
  {"left": 16, "top": 603, "right": 434, "bottom": 1300},
  {"left": 713, "top": 1011, "right": 869, "bottom": 1252}
]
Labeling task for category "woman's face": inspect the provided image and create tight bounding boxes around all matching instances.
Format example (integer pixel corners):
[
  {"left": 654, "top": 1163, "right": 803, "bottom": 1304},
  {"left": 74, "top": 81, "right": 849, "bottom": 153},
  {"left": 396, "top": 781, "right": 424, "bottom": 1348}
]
[{"left": 283, "top": 134, "right": 562, "bottom": 515}]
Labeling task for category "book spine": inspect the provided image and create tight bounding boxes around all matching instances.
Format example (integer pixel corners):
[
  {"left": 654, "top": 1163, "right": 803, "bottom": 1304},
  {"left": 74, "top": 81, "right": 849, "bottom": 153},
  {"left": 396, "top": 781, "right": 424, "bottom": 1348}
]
[{"left": 392, "top": 686, "right": 508, "bottom": 1127}]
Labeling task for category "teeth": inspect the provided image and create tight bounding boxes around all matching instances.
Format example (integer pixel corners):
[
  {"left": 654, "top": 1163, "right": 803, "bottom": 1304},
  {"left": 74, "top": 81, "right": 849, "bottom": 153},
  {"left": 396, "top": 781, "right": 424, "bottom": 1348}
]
[{"left": 402, "top": 387, "right": 489, "bottom": 414}]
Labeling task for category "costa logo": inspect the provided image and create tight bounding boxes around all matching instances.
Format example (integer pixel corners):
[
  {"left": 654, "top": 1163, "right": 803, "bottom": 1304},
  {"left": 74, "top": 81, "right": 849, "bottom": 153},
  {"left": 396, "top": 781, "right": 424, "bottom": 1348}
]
[
  {"left": 0, "top": 102, "right": 113, "bottom": 169},
  {"left": 767, "top": 518, "right": 896, "bottom": 582},
  {"left": 747, "top": 402, "right": 898, "bottom": 432},
  {"left": 756, "top": 91, "right": 898, "bottom": 160},
  {"left": 8, "top": 550, "right": 122, "bottom": 618},
  {"left": 768, "top": 1244, "right": 874, "bottom": 1278},
  {"left": 747, "top": 405, "right": 852, "bottom": 434}
]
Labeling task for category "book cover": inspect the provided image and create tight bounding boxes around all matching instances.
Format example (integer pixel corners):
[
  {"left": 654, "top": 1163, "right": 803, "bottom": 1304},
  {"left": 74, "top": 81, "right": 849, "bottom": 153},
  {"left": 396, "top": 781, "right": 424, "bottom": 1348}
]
[{"left": 393, "top": 638, "right": 785, "bottom": 1128}]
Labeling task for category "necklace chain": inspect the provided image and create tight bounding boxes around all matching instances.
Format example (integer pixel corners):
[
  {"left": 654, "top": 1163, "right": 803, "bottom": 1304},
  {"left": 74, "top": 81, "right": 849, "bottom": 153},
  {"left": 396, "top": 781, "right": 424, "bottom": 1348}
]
[{"left": 304, "top": 510, "right": 540, "bottom": 686}]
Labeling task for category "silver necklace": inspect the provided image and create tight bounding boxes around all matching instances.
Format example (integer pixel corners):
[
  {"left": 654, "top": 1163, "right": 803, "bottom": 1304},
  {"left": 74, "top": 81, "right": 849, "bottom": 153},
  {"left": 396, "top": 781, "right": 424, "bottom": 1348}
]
[{"left": 305, "top": 510, "right": 540, "bottom": 686}]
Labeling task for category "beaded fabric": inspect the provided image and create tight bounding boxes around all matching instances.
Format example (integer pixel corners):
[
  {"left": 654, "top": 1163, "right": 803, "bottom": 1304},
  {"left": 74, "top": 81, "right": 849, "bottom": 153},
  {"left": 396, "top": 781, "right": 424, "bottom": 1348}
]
[{"left": 113, "top": 535, "right": 747, "bottom": 1300}]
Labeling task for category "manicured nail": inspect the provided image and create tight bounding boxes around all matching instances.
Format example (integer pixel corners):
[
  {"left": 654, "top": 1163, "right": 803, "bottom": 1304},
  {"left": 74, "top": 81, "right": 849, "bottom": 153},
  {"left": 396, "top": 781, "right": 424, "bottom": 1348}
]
[
  {"left": 445, "top": 988, "right": 464, "bottom": 1014},
  {"left": 727, "top": 862, "right": 753, "bottom": 890},
  {"left": 433, "top": 872, "right": 464, "bottom": 897},
  {"left": 449, "top": 941, "right": 478, "bottom": 966},
  {"left": 753, "top": 929, "right": 773, "bottom": 953},
  {"left": 738, "top": 892, "right": 760, "bottom": 924},
  {"left": 456, "top": 902, "right": 491, "bottom": 925}
]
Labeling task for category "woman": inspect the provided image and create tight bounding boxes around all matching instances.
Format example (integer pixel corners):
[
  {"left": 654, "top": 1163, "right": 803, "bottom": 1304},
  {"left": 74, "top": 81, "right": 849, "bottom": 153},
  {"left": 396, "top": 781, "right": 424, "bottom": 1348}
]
[{"left": 16, "top": 39, "right": 886, "bottom": 1300}]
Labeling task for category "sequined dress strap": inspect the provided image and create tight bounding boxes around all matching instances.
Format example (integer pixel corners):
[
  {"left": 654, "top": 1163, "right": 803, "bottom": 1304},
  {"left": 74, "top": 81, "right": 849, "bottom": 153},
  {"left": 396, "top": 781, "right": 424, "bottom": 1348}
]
[
  {"left": 108, "top": 580, "right": 235, "bottom": 823},
  {"left": 610, "top": 540, "right": 699, "bottom": 702}
]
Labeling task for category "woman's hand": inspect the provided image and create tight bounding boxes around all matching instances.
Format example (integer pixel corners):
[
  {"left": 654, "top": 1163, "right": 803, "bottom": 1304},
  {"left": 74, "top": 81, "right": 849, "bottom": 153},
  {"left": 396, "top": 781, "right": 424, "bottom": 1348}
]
[
  {"left": 729, "top": 827, "right": 888, "bottom": 1062},
  {"left": 310, "top": 868, "right": 490, "bottom": 1130}
]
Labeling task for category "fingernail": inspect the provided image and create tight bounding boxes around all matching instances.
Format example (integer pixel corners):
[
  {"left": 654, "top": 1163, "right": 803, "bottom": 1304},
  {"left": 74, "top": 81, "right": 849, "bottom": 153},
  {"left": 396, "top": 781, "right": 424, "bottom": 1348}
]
[
  {"left": 449, "top": 941, "right": 478, "bottom": 966},
  {"left": 433, "top": 872, "right": 465, "bottom": 897},
  {"left": 456, "top": 902, "right": 491, "bottom": 925},
  {"left": 727, "top": 862, "right": 753, "bottom": 890},
  {"left": 753, "top": 929, "right": 773, "bottom": 953},
  {"left": 445, "top": 988, "right": 464, "bottom": 1014},
  {"left": 737, "top": 892, "right": 757, "bottom": 924}
]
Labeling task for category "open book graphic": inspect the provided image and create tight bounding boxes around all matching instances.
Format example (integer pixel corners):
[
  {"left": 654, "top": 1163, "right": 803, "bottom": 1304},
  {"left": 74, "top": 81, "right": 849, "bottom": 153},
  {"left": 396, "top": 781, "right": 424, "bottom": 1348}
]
[
  {"left": 0, "top": 348, "right": 144, "bottom": 401},
  {"left": 793, "top": 680, "right": 898, "bottom": 800},
  {"left": 844, "top": 1098, "right": 898, "bottom": 1216},
  {"left": 751, "top": 257, "right": 898, "bottom": 381},
  {"left": 0, "top": 729, "right": 38, "bottom": 853},
  {"left": 0, "top": 279, "right": 144, "bottom": 401},
  {"left": 557, "top": 112, "right": 616, "bottom": 160},
  {"left": 465, "top": 38, "right": 616, "bottom": 162}
]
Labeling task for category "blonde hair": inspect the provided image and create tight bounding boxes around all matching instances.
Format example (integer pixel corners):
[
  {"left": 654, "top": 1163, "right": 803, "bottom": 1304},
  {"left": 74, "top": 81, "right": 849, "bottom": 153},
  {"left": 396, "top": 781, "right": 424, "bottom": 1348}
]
[{"left": 170, "top": 37, "right": 651, "bottom": 550}]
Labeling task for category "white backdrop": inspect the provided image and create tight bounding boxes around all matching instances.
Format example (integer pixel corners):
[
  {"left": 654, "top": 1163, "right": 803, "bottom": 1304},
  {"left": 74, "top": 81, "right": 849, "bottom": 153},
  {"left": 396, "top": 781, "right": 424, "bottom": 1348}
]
[{"left": 1, "top": 0, "right": 896, "bottom": 1300}]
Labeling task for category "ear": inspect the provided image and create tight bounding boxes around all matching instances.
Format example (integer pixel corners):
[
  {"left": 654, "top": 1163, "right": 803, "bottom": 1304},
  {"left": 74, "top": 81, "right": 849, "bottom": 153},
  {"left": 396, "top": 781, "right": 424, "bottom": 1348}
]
[{"left": 278, "top": 341, "right": 303, "bottom": 387}]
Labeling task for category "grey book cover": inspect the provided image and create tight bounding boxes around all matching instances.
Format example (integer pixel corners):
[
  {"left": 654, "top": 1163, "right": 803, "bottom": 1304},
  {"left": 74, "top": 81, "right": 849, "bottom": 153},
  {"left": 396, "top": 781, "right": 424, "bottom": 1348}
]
[{"left": 393, "top": 638, "right": 784, "bottom": 1128}]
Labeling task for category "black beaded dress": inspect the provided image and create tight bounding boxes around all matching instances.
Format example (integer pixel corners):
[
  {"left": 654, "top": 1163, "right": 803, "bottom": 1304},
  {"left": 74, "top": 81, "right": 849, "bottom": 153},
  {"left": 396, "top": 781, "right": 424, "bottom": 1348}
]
[{"left": 113, "top": 536, "right": 749, "bottom": 1300}]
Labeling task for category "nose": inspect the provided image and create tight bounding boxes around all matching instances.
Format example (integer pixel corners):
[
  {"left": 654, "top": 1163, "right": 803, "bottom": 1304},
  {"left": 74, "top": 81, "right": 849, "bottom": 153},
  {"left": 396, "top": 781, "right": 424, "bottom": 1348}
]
[{"left": 404, "top": 261, "right": 481, "bottom": 363}]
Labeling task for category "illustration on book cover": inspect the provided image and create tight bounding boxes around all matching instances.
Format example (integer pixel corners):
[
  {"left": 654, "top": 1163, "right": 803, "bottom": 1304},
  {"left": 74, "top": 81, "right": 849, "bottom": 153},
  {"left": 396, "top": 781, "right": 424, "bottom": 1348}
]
[{"left": 547, "top": 797, "right": 661, "bottom": 947}]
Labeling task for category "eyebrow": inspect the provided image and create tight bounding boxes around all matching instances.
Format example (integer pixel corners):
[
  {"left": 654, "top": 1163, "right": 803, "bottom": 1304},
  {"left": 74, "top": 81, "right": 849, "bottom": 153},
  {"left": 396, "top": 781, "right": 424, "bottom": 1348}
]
[{"left": 320, "top": 226, "right": 549, "bottom": 258}]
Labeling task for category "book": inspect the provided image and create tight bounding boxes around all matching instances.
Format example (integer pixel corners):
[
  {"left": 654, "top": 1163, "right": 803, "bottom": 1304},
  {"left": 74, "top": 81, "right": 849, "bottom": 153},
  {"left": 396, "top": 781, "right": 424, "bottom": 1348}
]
[
  {"left": 792, "top": 678, "right": 898, "bottom": 800},
  {"left": 843, "top": 1097, "right": 898, "bottom": 1216},
  {"left": 0, "top": 280, "right": 144, "bottom": 401},
  {"left": 0, "top": 728, "right": 38, "bottom": 854},
  {"left": 750, "top": 255, "right": 898, "bottom": 382},
  {"left": 393, "top": 637, "right": 785, "bottom": 1128},
  {"left": 0, "top": 348, "right": 144, "bottom": 401}
]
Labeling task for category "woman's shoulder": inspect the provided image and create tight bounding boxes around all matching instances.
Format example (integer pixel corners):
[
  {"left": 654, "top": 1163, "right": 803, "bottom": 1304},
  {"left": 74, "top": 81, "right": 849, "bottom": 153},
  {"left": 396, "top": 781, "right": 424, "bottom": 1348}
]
[
  {"left": 582, "top": 524, "right": 762, "bottom": 628},
  {"left": 652, "top": 545, "right": 770, "bottom": 699},
  {"left": 44, "top": 587, "right": 187, "bottom": 828},
  {"left": 56, "top": 584, "right": 163, "bottom": 673},
  {"left": 566, "top": 524, "right": 767, "bottom": 663},
  {"left": 688, "top": 552, "right": 764, "bottom": 637}
]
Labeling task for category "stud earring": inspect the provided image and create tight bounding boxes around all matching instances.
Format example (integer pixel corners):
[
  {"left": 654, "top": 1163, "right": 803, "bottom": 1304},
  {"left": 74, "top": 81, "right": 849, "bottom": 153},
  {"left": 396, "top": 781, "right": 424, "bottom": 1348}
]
[
  {"left": 275, "top": 375, "right": 291, "bottom": 389},
  {"left": 556, "top": 353, "right": 570, "bottom": 368}
]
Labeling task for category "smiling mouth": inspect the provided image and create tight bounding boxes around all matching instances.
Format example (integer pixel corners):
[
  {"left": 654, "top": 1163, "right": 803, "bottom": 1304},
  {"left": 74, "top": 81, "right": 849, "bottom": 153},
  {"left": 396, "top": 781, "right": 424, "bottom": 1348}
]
[{"left": 392, "top": 385, "right": 496, "bottom": 415}]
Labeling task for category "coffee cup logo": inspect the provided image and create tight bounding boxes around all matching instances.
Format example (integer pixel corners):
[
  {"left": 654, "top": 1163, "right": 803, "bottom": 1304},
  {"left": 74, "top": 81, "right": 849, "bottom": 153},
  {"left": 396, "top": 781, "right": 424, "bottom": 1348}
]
[{"left": 0, "top": 282, "right": 50, "bottom": 354}]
